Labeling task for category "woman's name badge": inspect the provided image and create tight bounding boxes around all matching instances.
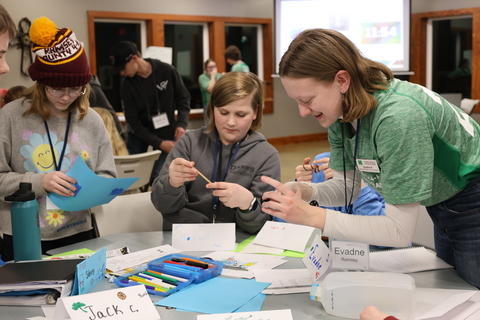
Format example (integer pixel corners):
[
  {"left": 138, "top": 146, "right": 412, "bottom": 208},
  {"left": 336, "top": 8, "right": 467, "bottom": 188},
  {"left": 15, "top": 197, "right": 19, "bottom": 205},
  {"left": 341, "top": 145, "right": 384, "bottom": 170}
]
[
  {"left": 356, "top": 159, "right": 380, "bottom": 173},
  {"left": 152, "top": 113, "right": 169, "bottom": 129}
]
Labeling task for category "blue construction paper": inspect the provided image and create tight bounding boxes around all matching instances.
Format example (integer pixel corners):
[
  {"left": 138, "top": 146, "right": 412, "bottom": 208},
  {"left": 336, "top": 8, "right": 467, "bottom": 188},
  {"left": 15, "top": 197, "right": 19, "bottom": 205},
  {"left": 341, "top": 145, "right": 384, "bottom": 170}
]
[
  {"left": 71, "top": 247, "right": 106, "bottom": 296},
  {"left": 234, "top": 292, "right": 267, "bottom": 312},
  {"left": 175, "top": 292, "right": 267, "bottom": 313},
  {"left": 156, "top": 278, "right": 270, "bottom": 314},
  {"left": 48, "top": 158, "right": 138, "bottom": 211}
]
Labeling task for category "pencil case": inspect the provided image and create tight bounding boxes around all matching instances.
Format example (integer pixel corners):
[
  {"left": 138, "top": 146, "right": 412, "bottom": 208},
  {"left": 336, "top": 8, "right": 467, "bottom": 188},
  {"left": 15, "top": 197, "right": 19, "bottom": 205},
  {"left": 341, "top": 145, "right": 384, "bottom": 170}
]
[
  {"left": 113, "top": 264, "right": 194, "bottom": 297},
  {"left": 147, "top": 253, "right": 223, "bottom": 284},
  {"left": 113, "top": 254, "right": 222, "bottom": 296}
]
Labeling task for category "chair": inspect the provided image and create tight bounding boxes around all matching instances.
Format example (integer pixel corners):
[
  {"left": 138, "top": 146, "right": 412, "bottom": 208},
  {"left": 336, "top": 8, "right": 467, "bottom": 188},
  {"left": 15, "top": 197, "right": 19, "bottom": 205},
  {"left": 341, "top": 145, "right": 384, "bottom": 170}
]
[
  {"left": 114, "top": 150, "right": 161, "bottom": 192},
  {"left": 91, "top": 191, "right": 162, "bottom": 237},
  {"left": 460, "top": 98, "right": 479, "bottom": 115}
]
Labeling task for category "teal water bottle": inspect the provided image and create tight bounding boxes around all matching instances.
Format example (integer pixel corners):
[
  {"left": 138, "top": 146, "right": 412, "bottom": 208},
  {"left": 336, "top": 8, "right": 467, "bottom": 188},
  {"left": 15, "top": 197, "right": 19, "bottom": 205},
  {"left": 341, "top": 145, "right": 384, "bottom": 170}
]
[{"left": 4, "top": 182, "right": 42, "bottom": 262}]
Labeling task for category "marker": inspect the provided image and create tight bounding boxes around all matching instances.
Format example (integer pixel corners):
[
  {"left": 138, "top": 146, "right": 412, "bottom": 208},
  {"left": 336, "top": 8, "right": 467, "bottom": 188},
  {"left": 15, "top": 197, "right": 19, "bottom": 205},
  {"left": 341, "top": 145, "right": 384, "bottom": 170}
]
[
  {"left": 182, "top": 256, "right": 216, "bottom": 268},
  {"left": 162, "top": 262, "right": 202, "bottom": 274},
  {"left": 145, "top": 269, "right": 189, "bottom": 282},
  {"left": 128, "top": 276, "right": 169, "bottom": 291},
  {"left": 143, "top": 271, "right": 181, "bottom": 285},
  {"left": 164, "top": 260, "right": 203, "bottom": 271},
  {"left": 144, "top": 284, "right": 164, "bottom": 292},
  {"left": 138, "top": 273, "right": 176, "bottom": 288},
  {"left": 124, "top": 279, "right": 165, "bottom": 292},
  {"left": 171, "top": 257, "right": 209, "bottom": 269}
]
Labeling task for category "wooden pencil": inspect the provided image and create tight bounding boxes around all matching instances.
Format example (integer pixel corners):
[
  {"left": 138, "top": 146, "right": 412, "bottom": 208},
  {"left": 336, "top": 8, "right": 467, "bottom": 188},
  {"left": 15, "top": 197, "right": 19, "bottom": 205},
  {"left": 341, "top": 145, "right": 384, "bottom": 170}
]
[{"left": 195, "top": 168, "right": 212, "bottom": 184}]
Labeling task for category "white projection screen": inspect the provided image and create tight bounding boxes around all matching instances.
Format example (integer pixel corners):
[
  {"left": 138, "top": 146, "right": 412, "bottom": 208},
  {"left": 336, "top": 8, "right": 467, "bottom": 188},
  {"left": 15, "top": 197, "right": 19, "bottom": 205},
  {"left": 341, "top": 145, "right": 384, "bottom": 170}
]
[{"left": 274, "top": 0, "right": 411, "bottom": 73}]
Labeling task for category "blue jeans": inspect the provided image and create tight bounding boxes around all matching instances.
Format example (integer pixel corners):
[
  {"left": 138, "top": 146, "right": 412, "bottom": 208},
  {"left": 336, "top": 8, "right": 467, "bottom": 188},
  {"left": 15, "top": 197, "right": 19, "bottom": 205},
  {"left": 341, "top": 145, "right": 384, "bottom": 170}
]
[
  {"left": 127, "top": 132, "right": 172, "bottom": 185},
  {"left": 426, "top": 173, "right": 480, "bottom": 289}
]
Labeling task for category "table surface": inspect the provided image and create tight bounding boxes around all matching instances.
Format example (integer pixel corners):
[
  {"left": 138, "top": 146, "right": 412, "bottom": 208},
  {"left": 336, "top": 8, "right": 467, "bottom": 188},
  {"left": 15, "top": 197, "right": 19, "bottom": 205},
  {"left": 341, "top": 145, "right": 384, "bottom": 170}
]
[{"left": 2, "top": 231, "right": 477, "bottom": 320}]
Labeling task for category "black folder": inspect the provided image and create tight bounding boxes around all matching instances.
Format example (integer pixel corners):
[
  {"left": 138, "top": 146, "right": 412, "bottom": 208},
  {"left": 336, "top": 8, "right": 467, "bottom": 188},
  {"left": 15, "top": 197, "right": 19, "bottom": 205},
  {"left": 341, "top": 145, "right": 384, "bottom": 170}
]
[{"left": 0, "top": 259, "right": 83, "bottom": 285}]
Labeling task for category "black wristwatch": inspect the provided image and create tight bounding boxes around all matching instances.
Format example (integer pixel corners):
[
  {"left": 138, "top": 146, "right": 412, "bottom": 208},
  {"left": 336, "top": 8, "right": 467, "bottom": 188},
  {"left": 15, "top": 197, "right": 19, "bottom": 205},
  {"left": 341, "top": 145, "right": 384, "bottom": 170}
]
[{"left": 246, "top": 197, "right": 259, "bottom": 211}]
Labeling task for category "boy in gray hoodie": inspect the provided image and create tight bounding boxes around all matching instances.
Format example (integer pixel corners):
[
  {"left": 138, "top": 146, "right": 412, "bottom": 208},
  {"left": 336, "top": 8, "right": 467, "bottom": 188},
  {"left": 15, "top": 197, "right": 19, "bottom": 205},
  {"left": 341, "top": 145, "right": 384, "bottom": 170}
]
[{"left": 151, "top": 72, "right": 280, "bottom": 233}]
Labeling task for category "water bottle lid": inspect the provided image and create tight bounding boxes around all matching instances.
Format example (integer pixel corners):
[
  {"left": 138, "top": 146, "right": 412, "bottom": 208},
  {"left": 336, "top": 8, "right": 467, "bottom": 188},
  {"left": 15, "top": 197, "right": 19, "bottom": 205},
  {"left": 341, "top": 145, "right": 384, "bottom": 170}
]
[{"left": 4, "top": 182, "right": 36, "bottom": 202}]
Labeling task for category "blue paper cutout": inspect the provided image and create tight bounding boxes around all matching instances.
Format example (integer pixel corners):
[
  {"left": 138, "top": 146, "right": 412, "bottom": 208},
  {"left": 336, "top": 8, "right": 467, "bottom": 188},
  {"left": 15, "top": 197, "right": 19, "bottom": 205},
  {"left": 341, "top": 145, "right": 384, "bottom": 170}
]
[
  {"left": 109, "top": 188, "right": 125, "bottom": 196},
  {"left": 72, "top": 182, "right": 82, "bottom": 197},
  {"left": 48, "top": 158, "right": 139, "bottom": 211},
  {"left": 71, "top": 247, "right": 107, "bottom": 296}
]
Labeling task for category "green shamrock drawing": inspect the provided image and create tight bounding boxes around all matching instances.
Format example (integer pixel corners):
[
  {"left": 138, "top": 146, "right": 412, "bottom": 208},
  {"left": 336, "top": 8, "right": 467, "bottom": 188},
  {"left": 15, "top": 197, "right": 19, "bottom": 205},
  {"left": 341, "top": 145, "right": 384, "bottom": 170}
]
[{"left": 72, "top": 302, "right": 88, "bottom": 313}]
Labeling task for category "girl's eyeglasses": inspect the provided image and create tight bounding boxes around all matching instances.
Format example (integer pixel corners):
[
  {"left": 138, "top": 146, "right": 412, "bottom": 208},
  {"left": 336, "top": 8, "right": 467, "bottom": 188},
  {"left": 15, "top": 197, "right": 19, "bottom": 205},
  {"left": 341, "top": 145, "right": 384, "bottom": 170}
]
[{"left": 46, "top": 86, "right": 86, "bottom": 98}]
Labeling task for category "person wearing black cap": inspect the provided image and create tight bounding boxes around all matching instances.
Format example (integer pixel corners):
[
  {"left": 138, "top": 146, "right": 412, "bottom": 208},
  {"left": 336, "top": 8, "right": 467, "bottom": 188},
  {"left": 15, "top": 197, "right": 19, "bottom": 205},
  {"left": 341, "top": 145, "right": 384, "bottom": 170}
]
[
  {"left": 0, "top": 17, "right": 116, "bottom": 261},
  {"left": 109, "top": 41, "right": 191, "bottom": 184}
]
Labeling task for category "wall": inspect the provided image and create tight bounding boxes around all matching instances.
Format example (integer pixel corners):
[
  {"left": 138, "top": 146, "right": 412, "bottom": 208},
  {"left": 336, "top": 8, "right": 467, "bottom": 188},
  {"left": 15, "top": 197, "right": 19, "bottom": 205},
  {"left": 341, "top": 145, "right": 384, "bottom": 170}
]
[
  {"left": 1, "top": 0, "right": 478, "bottom": 139},
  {"left": 412, "top": 0, "right": 480, "bottom": 13}
]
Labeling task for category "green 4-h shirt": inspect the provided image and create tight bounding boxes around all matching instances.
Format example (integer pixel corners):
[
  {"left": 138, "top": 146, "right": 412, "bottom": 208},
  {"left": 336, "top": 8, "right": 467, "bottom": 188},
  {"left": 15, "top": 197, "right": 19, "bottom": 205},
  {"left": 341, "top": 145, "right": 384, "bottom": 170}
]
[
  {"left": 231, "top": 61, "right": 250, "bottom": 72},
  {"left": 328, "top": 78, "right": 480, "bottom": 207}
]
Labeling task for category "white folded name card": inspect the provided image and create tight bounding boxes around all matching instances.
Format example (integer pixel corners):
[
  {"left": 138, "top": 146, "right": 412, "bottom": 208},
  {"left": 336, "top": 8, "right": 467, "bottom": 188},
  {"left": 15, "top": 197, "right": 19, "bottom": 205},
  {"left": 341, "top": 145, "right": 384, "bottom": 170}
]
[
  {"left": 302, "top": 233, "right": 331, "bottom": 281},
  {"left": 329, "top": 239, "right": 369, "bottom": 270},
  {"left": 53, "top": 284, "right": 160, "bottom": 320}
]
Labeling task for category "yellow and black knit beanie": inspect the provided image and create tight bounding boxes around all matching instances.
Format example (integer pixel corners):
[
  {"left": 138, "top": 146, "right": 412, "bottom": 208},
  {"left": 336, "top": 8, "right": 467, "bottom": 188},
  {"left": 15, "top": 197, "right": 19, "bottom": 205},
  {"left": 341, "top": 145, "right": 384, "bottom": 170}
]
[{"left": 28, "top": 17, "right": 92, "bottom": 87}]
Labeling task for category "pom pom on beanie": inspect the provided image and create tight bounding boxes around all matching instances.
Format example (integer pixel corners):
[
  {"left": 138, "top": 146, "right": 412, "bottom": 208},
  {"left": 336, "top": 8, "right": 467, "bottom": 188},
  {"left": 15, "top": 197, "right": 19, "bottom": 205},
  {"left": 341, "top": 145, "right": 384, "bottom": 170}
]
[{"left": 28, "top": 17, "right": 92, "bottom": 87}]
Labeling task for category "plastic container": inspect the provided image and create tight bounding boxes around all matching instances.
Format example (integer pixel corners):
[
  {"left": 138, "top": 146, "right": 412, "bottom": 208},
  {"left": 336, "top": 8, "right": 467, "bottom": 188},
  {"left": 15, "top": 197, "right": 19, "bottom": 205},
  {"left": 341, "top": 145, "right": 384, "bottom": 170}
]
[
  {"left": 4, "top": 182, "right": 41, "bottom": 262},
  {"left": 310, "top": 272, "right": 415, "bottom": 320},
  {"left": 114, "top": 254, "right": 223, "bottom": 296},
  {"left": 148, "top": 254, "right": 223, "bottom": 284}
]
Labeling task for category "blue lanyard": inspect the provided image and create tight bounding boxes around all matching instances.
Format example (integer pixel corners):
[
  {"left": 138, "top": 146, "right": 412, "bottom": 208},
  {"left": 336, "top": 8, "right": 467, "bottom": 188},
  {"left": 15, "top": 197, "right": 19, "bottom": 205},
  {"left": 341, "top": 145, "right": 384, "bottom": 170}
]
[
  {"left": 44, "top": 112, "right": 72, "bottom": 171},
  {"left": 211, "top": 136, "right": 246, "bottom": 219}
]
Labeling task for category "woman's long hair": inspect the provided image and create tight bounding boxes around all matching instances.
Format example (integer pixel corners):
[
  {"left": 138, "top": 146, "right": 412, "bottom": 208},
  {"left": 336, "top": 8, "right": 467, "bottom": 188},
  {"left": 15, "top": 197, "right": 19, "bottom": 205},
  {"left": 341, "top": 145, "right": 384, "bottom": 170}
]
[
  {"left": 279, "top": 28, "right": 393, "bottom": 122},
  {"left": 22, "top": 82, "right": 91, "bottom": 122},
  {"left": 93, "top": 107, "right": 129, "bottom": 156}
]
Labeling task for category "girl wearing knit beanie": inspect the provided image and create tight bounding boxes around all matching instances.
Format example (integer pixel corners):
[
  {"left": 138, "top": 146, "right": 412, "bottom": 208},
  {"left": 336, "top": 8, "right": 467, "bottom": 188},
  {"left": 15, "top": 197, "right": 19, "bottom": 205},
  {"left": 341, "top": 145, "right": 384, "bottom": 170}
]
[{"left": 0, "top": 17, "right": 117, "bottom": 262}]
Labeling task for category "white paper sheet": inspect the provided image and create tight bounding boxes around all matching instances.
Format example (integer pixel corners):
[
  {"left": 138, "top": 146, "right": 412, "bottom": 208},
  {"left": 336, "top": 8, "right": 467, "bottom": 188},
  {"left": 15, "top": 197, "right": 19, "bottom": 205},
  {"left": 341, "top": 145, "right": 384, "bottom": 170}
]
[
  {"left": 415, "top": 289, "right": 478, "bottom": 320},
  {"left": 240, "top": 239, "right": 285, "bottom": 255},
  {"left": 197, "top": 309, "right": 293, "bottom": 320},
  {"left": 204, "top": 251, "right": 287, "bottom": 278},
  {"left": 253, "top": 221, "right": 314, "bottom": 252},
  {"left": 172, "top": 223, "right": 236, "bottom": 251},
  {"left": 106, "top": 244, "right": 180, "bottom": 272},
  {"left": 254, "top": 268, "right": 313, "bottom": 294}
]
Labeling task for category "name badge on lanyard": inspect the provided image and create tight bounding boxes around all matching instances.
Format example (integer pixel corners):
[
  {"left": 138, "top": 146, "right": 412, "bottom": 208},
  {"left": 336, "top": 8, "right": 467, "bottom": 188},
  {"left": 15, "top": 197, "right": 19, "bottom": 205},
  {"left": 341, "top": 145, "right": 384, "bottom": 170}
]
[
  {"left": 356, "top": 159, "right": 380, "bottom": 173},
  {"left": 152, "top": 113, "right": 169, "bottom": 129}
]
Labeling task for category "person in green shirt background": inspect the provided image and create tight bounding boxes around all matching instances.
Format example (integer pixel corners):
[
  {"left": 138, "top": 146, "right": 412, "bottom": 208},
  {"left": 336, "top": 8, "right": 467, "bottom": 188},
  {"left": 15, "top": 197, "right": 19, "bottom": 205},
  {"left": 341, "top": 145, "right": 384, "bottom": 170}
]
[
  {"left": 225, "top": 45, "right": 250, "bottom": 72},
  {"left": 198, "top": 59, "right": 222, "bottom": 113}
]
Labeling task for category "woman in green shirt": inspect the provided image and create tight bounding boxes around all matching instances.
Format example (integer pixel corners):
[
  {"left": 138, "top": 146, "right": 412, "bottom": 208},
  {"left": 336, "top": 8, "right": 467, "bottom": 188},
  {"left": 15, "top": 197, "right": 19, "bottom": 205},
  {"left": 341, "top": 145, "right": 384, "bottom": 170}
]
[{"left": 198, "top": 59, "right": 221, "bottom": 112}]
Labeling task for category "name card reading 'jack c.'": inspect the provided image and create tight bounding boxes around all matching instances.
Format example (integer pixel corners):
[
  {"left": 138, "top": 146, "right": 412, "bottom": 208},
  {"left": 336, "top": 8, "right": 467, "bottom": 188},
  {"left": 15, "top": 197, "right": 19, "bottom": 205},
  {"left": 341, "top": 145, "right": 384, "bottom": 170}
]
[{"left": 53, "top": 285, "right": 160, "bottom": 320}]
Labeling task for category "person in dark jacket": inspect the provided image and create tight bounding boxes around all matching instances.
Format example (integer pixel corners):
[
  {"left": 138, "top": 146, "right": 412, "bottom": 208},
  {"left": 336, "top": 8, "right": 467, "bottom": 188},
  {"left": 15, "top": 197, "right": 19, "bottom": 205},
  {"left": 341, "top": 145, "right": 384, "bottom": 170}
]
[{"left": 109, "top": 41, "right": 191, "bottom": 184}]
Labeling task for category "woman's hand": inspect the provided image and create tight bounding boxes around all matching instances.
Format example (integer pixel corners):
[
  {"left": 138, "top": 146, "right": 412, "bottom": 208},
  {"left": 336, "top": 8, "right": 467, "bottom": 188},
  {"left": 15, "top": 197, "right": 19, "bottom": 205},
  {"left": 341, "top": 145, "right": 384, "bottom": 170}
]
[
  {"left": 260, "top": 176, "right": 326, "bottom": 229},
  {"left": 314, "top": 157, "right": 333, "bottom": 180},
  {"left": 206, "top": 182, "right": 254, "bottom": 210},
  {"left": 43, "top": 171, "right": 77, "bottom": 197},
  {"left": 295, "top": 157, "right": 333, "bottom": 181},
  {"left": 295, "top": 157, "right": 314, "bottom": 182},
  {"left": 360, "top": 306, "right": 391, "bottom": 320},
  {"left": 168, "top": 158, "right": 197, "bottom": 188}
]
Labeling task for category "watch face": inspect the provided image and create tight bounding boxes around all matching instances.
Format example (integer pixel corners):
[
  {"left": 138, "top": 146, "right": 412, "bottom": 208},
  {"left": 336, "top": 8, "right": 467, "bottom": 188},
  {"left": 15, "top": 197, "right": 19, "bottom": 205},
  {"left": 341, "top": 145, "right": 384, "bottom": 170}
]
[{"left": 250, "top": 198, "right": 259, "bottom": 211}]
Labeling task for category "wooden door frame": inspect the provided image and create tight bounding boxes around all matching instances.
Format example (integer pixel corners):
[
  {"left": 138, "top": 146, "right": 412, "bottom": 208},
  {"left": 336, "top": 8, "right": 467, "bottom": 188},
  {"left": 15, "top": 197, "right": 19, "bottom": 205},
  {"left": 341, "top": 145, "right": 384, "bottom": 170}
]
[
  {"left": 410, "top": 7, "right": 480, "bottom": 112},
  {"left": 87, "top": 11, "right": 274, "bottom": 119}
]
